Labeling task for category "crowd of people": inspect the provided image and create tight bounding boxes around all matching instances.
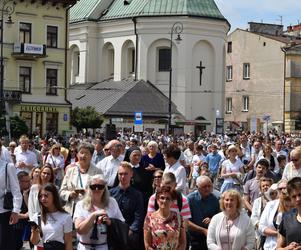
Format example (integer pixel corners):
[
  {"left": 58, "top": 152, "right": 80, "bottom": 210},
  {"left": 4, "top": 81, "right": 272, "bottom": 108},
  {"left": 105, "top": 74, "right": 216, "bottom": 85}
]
[{"left": 1, "top": 131, "right": 301, "bottom": 250}]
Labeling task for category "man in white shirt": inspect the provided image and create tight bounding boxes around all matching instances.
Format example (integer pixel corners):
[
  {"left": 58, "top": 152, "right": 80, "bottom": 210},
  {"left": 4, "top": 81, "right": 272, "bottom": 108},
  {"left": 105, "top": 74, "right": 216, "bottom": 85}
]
[
  {"left": 0, "top": 159, "right": 22, "bottom": 250},
  {"left": 163, "top": 145, "right": 187, "bottom": 194},
  {"left": 96, "top": 140, "right": 124, "bottom": 188},
  {"left": 15, "top": 135, "right": 38, "bottom": 173},
  {"left": 274, "top": 139, "right": 288, "bottom": 163}
]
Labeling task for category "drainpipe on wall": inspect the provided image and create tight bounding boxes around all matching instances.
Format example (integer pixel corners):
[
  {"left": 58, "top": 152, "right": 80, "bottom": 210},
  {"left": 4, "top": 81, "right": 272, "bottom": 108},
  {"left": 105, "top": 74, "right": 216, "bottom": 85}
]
[
  {"left": 281, "top": 46, "right": 287, "bottom": 133},
  {"left": 132, "top": 17, "right": 138, "bottom": 81},
  {"left": 65, "top": 5, "right": 73, "bottom": 130}
]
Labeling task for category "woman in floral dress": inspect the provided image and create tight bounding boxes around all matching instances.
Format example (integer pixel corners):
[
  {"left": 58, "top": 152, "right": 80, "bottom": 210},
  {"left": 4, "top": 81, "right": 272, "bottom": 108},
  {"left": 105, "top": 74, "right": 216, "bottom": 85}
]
[{"left": 144, "top": 186, "right": 186, "bottom": 250}]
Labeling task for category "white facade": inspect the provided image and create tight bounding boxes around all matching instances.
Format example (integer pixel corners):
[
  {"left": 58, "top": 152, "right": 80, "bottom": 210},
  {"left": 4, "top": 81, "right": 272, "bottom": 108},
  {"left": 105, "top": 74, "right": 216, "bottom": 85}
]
[{"left": 69, "top": 16, "right": 229, "bottom": 131}]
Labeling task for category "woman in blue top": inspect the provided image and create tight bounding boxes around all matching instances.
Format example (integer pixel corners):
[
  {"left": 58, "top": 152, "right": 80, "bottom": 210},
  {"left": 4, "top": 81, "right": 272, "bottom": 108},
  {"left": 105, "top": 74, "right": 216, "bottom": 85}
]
[{"left": 141, "top": 141, "right": 165, "bottom": 173}]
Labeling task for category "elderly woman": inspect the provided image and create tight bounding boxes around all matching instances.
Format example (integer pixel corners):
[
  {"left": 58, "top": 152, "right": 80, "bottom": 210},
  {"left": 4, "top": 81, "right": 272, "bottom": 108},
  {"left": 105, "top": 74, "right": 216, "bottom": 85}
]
[
  {"left": 30, "top": 183, "right": 72, "bottom": 250},
  {"left": 73, "top": 174, "right": 124, "bottom": 250},
  {"left": 144, "top": 186, "right": 186, "bottom": 250},
  {"left": 207, "top": 189, "right": 255, "bottom": 250},
  {"left": 28, "top": 164, "right": 55, "bottom": 220},
  {"left": 258, "top": 180, "right": 293, "bottom": 250},
  {"left": 45, "top": 143, "right": 65, "bottom": 186},
  {"left": 220, "top": 145, "right": 245, "bottom": 193},
  {"left": 60, "top": 142, "right": 103, "bottom": 215},
  {"left": 282, "top": 146, "right": 301, "bottom": 180},
  {"left": 141, "top": 141, "right": 165, "bottom": 172}
]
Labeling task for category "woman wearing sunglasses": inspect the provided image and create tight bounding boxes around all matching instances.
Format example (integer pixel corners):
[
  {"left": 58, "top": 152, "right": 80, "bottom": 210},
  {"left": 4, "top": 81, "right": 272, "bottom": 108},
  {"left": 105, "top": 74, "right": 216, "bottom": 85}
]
[
  {"left": 30, "top": 183, "right": 73, "bottom": 250},
  {"left": 73, "top": 175, "right": 124, "bottom": 250},
  {"left": 144, "top": 185, "right": 186, "bottom": 250}
]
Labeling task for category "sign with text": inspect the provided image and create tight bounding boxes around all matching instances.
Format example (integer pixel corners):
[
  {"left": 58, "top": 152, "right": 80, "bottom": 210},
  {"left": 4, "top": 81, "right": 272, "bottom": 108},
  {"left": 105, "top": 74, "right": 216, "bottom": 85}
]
[
  {"left": 134, "top": 112, "right": 143, "bottom": 125},
  {"left": 24, "top": 43, "right": 44, "bottom": 55},
  {"left": 134, "top": 124, "right": 143, "bottom": 132}
]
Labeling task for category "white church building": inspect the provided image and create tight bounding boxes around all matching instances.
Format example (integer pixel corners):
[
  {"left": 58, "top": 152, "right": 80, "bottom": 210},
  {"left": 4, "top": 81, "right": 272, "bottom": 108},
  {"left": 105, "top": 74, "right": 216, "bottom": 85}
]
[{"left": 68, "top": 0, "right": 230, "bottom": 135}]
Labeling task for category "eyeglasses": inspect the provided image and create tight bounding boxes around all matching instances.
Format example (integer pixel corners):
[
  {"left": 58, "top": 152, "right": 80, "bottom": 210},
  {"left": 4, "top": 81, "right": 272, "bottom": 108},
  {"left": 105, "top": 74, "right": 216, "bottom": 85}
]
[
  {"left": 104, "top": 148, "right": 110, "bottom": 151},
  {"left": 159, "top": 196, "right": 172, "bottom": 202},
  {"left": 90, "top": 184, "right": 105, "bottom": 191},
  {"left": 154, "top": 175, "right": 162, "bottom": 179}
]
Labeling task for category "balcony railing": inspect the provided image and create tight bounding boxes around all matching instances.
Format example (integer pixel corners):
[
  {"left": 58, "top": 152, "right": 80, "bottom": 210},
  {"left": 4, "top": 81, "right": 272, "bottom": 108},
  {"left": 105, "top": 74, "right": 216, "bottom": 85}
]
[
  {"left": 12, "top": 43, "right": 47, "bottom": 58},
  {"left": 3, "top": 90, "right": 22, "bottom": 102}
]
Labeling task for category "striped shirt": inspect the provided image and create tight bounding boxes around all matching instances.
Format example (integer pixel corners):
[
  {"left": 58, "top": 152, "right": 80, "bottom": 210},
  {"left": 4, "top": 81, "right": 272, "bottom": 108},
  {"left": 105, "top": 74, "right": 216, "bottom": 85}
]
[{"left": 147, "top": 193, "right": 191, "bottom": 220}]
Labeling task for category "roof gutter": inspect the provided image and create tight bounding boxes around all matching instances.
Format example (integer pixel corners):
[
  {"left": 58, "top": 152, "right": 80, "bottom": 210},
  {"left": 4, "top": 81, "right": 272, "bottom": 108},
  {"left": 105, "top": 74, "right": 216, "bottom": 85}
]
[{"left": 132, "top": 17, "right": 138, "bottom": 81}]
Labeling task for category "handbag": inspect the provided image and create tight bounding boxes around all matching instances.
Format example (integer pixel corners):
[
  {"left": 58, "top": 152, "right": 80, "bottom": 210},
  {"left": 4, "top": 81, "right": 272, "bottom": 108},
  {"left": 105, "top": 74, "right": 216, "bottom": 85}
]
[
  {"left": 43, "top": 241, "right": 65, "bottom": 250},
  {"left": 107, "top": 218, "right": 129, "bottom": 250},
  {"left": 3, "top": 163, "right": 13, "bottom": 210}
]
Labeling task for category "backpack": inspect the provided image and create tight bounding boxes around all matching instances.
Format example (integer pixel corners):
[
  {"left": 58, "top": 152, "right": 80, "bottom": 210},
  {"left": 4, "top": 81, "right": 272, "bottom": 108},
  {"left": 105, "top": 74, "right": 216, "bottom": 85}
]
[{"left": 154, "top": 191, "right": 183, "bottom": 212}]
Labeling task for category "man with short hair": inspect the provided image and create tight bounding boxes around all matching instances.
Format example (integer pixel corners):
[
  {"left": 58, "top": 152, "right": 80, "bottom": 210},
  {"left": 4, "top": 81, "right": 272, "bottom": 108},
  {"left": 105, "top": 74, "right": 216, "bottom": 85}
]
[
  {"left": 110, "top": 162, "right": 144, "bottom": 250},
  {"left": 92, "top": 139, "right": 105, "bottom": 165},
  {"left": 163, "top": 145, "right": 187, "bottom": 194},
  {"left": 147, "top": 172, "right": 191, "bottom": 225},
  {"left": 277, "top": 177, "right": 301, "bottom": 249},
  {"left": 96, "top": 140, "right": 124, "bottom": 188},
  {"left": 187, "top": 175, "right": 220, "bottom": 250},
  {"left": 274, "top": 139, "right": 288, "bottom": 163},
  {"left": 244, "top": 159, "right": 268, "bottom": 213},
  {"left": 13, "top": 171, "right": 31, "bottom": 250},
  {"left": 15, "top": 135, "right": 38, "bottom": 173},
  {"left": 204, "top": 144, "right": 222, "bottom": 180}
]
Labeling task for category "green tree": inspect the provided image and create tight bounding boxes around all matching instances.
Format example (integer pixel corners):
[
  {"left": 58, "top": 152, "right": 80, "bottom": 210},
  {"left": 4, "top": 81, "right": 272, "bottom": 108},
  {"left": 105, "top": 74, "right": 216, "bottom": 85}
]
[
  {"left": 10, "top": 116, "right": 28, "bottom": 138},
  {"left": 71, "top": 106, "right": 104, "bottom": 132}
]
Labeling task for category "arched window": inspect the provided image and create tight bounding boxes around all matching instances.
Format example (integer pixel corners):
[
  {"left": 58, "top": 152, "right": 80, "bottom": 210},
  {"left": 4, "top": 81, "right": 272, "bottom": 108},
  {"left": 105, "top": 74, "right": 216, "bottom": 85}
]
[{"left": 158, "top": 48, "right": 170, "bottom": 72}]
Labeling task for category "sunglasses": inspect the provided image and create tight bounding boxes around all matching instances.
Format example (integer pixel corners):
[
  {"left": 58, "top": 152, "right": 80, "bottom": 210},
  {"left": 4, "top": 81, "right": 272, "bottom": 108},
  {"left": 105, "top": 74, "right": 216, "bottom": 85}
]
[
  {"left": 159, "top": 196, "right": 172, "bottom": 202},
  {"left": 90, "top": 184, "right": 105, "bottom": 191},
  {"left": 154, "top": 175, "right": 162, "bottom": 179},
  {"left": 104, "top": 148, "right": 110, "bottom": 151}
]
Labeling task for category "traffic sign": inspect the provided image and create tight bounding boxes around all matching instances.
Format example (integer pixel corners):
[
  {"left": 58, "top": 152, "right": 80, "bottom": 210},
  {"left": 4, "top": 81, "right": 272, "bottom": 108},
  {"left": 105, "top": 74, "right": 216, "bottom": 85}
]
[{"left": 134, "top": 112, "right": 143, "bottom": 125}]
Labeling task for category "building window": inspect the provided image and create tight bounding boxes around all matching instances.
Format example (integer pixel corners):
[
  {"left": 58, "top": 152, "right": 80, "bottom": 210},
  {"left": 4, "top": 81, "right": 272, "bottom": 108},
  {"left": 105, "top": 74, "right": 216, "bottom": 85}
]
[
  {"left": 19, "top": 22, "right": 31, "bottom": 43},
  {"left": 227, "top": 42, "right": 232, "bottom": 53},
  {"left": 226, "top": 66, "right": 233, "bottom": 81},
  {"left": 20, "top": 112, "right": 32, "bottom": 133},
  {"left": 242, "top": 96, "right": 249, "bottom": 112},
  {"left": 226, "top": 98, "right": 232, "bottom": 113},
  {"left": 46, "top": 68, "right": 57, "bottom": 95},
  {"left": 158, "top": 48, "right": 171, "bottom": 72},
  {"left": 19, "top": 66, "right": 31, "bottom": 93},
  {"left": 47, "top": 26, "right": 58, "bottom": 48},
  {"left": 243, "top": 63, "right": 250, "bottom": 79},
  {"left": 46, "top": 112, "right": 58, "bottom": 135}
]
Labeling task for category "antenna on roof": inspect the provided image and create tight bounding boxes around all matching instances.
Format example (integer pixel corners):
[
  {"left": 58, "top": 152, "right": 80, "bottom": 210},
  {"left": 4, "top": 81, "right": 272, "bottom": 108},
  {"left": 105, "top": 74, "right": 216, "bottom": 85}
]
[{"left": 276, "top": 15, "right": 283, "bottom": 25}]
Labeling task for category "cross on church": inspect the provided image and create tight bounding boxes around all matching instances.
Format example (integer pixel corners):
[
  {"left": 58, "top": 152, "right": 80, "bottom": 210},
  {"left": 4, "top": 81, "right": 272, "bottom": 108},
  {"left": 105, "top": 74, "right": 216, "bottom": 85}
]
[{"left": 196, "top": 61, "right": 206, "bottom": 85}]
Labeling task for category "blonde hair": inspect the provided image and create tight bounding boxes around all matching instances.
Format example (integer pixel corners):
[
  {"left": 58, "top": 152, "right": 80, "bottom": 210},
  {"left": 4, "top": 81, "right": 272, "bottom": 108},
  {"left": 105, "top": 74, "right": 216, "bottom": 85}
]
[
  {"left": 220, "top": 189, "right": 243, "bottom": 211},
  {"left": 82, "top": 174, "right": 110, "bottom": 211},
  {"left": 50, "top": 143, "right": 62, "bottom": 155}
]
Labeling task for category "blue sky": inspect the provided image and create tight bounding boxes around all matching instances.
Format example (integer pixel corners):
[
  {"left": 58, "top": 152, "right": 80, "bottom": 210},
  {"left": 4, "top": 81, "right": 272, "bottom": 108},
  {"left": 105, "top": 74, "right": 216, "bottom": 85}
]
[{"left": 215, "top": 0, "right": 301, "bottom": 31}]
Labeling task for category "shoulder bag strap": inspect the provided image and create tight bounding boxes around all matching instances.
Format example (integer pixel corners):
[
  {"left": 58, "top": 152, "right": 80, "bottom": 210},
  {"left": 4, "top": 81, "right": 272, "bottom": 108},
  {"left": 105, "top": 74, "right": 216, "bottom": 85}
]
[
  {"left": 51, "top": 155, "right": 57, "bottom": 168},
  {"left": 5, "top": 163, "right": 8, "bottom": 191},
  {"left": 77, "top": 166, "right": 83, "bottom": 188}
]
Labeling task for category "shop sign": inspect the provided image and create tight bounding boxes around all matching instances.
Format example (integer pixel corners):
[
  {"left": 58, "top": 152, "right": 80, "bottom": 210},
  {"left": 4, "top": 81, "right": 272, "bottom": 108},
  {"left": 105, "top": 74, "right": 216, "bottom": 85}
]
[{"left": 20, "top": 105, "right": 57, "bottom": 112}]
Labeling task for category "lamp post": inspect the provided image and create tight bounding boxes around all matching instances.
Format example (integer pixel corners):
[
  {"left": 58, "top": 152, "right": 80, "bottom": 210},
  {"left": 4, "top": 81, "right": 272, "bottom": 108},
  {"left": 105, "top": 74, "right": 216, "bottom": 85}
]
[
  {"left": 1, "top": 0, "right": 15, "bottom": 134},
  {"left": 168, "top": 22, "right": 183, "bottom": 135}
]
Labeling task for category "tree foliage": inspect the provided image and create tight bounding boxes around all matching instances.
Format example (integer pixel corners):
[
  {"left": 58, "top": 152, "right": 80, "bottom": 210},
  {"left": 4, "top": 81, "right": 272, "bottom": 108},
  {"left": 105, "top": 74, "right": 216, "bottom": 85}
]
[
  {"left": 10, "top": 116, "right": 28, "bottom": 138},
  {"left": 71, "top": 106, "right": 104, "bottom": 132}
]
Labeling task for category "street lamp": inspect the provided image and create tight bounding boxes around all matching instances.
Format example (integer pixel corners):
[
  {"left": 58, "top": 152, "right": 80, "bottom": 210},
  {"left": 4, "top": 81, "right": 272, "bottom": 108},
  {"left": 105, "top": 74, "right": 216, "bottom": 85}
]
[
  {"left": 168, "top": 22, "right": 183, "bottom": 135},
  {"left": 1, "top": 0, "right": 15, "bottom": 125}
]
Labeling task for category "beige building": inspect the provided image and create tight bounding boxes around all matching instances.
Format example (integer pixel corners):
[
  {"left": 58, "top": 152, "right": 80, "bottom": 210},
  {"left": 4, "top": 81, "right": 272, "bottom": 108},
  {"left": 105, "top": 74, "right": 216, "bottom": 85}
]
[
  {"left": 224, "top": 22, "right": 301, "bottom": 132},
  {"left": 1, "top": 0, "right": 75, "bottom": 137}
]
